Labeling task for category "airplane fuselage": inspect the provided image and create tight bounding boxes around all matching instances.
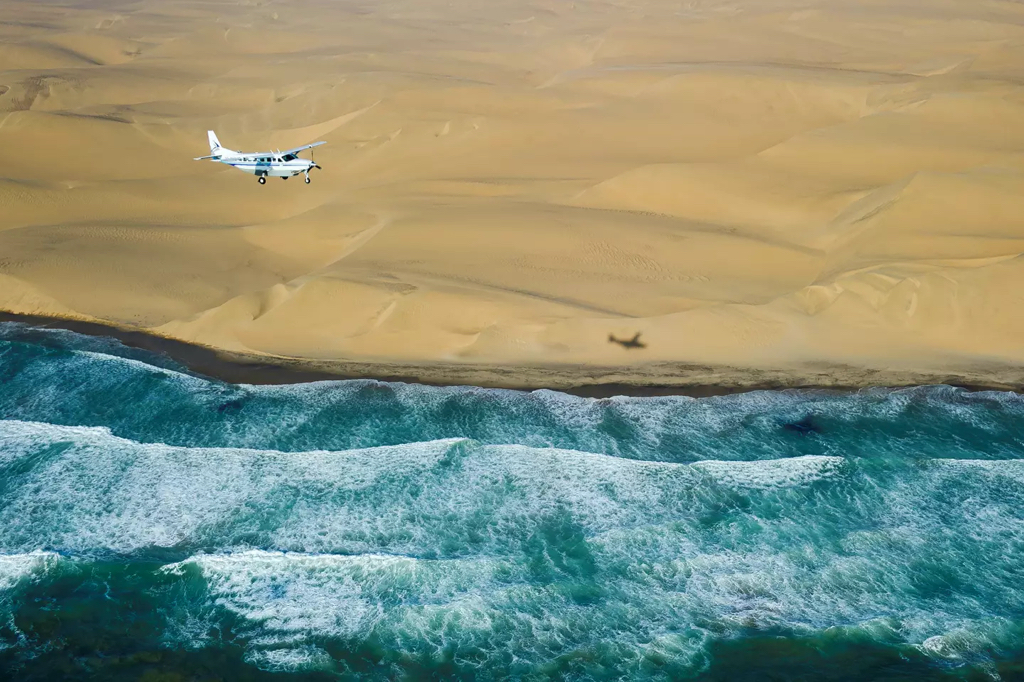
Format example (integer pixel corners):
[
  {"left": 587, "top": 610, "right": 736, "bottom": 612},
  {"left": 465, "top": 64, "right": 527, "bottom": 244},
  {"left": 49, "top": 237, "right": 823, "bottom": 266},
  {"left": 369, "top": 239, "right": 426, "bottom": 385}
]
[{"left": 217, "top": 152, "right": 315, "bottom": 178}]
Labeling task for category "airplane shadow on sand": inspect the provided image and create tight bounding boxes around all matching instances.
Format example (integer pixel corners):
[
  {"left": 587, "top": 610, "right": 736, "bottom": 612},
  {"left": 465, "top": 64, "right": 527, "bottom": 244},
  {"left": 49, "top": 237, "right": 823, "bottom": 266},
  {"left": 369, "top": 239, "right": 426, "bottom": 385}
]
[{"left": 608, "top": 332, "right": 647, "bottom": 350}]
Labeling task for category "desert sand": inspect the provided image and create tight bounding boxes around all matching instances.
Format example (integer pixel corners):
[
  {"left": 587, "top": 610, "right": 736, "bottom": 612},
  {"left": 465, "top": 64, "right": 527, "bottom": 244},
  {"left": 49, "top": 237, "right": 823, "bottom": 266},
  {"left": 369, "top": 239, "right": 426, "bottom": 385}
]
[{"left": 2, "top": 0, "right": 1024, "bottom": 390}]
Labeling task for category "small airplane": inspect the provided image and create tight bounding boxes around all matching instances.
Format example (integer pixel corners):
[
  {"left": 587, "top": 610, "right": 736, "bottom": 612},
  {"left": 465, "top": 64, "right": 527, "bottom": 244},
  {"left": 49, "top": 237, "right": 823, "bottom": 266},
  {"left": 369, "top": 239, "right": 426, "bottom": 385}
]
[{"left": 193, "top": 131, "right": 325, "bottom": 185}]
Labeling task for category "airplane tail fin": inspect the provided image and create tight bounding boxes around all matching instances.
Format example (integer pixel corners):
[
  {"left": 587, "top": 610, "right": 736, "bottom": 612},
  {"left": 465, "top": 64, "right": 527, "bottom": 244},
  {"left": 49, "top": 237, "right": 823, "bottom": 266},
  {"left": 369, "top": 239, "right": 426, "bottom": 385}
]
[{"left": 208, "top": 131, "right": 222, "bottom": 153}]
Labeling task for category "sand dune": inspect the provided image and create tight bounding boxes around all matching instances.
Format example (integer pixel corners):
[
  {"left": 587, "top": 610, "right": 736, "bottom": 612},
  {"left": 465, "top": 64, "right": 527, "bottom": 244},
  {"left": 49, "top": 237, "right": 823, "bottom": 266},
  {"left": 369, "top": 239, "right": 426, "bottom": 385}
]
[{"left": 3, "top": 0, "right": 1024, "bottom": 388}]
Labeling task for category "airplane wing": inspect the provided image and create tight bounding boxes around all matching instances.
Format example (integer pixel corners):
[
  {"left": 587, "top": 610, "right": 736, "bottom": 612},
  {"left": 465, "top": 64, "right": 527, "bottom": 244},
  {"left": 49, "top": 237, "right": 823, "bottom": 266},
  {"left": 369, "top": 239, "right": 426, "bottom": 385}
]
[{"left": 278, "top": 141, "right": 326, "bottom": 156}]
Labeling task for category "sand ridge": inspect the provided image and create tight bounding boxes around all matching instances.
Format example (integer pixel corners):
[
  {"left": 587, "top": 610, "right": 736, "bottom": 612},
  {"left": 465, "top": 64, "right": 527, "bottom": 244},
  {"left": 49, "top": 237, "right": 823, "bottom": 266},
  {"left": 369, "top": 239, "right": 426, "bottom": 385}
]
[{"left": 2, "top": 0, "right": 1024, "bottom": 387}]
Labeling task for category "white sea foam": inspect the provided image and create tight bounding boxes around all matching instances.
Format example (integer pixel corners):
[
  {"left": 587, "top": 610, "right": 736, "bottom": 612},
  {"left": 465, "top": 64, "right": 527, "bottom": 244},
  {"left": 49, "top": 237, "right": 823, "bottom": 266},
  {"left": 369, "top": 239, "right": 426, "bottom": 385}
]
[
  {"left": 934, "top": 458, "right": 1024, "bottom": 482},
  {"left": 692, "top": 455, "right": 845, "bottom": 489},
  {"left": 0, "top": 552, "right": 61, "bottom": 653},
  {"left": 918, "top": 619, "right": 1020, "bottom": 667},
  {"left": 0, "top": 552, "right": 60, "bottom": 593},
  {"left": 0, "top": 420, "right": 466, "bottom": 554},
  {"left": 163, "top": 550, "right": 503, "bottom": 650},
  {"left": 244, "top": 645, "right": 335, "bottom": 672},
  {"left": 74, "top": 349, "right": 203, "bottom": 384},
  {"left": 180, "top": 552, "right": 380, "bottom": 640},
  {"left": 10, "top": 325, "right": 1024, "bottom": 467},
  {"left": 0, "top": 420, "right": 857, "bottom": 556},
  {"left": 155, "top": 531, "right": 1017, "bottom": 669},
  {"left": 3, "top": 408, "right": 1024, "bottom": 672}
]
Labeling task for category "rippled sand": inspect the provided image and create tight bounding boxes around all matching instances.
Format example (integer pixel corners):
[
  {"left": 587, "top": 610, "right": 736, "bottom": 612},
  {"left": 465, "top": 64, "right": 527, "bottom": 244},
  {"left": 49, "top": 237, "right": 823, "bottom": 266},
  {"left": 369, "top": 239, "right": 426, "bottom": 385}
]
[{"left": 2, "top": 0, "right": 1024, "bottom": 388}]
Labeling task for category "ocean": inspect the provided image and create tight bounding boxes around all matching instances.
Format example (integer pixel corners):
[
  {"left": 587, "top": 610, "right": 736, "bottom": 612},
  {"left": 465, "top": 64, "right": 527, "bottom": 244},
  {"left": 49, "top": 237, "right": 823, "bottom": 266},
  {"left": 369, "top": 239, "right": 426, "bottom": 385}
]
[{"left": 0, "top": 321, "right": 1022, "bottom": 680}]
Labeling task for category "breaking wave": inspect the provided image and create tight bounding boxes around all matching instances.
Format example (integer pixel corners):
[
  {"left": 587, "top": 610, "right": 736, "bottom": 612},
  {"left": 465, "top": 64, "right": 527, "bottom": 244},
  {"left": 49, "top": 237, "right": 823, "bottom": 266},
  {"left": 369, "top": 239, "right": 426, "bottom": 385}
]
[{"left": 1, "top": 322, "right": 1023, "bottom": 679}]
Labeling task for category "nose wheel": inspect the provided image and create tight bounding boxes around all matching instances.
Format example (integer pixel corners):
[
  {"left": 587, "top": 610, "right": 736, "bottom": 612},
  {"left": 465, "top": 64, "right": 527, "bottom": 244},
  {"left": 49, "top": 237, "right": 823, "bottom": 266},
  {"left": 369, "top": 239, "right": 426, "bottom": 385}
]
[
  {"left": 258, "top": 174, "right": 266, "bottom": 185},
  {"left": 304, "top": 175, "right": 311, "bottom": 184}
]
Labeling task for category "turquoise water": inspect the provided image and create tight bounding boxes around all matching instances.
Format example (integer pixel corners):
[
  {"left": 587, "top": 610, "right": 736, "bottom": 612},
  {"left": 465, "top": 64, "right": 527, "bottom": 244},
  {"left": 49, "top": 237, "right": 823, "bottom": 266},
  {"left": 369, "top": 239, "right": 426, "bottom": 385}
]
[{"left": 1, "top": 322, "right": 1023, "bottom": 680}]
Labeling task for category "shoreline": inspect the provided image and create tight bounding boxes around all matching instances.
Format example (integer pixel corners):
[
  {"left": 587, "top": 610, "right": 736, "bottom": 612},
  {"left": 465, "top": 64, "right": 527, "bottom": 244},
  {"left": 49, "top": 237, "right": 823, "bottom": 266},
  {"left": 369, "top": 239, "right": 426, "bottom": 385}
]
[{"left": 2, "top": 311, "right": 1022, "bottom": 397}]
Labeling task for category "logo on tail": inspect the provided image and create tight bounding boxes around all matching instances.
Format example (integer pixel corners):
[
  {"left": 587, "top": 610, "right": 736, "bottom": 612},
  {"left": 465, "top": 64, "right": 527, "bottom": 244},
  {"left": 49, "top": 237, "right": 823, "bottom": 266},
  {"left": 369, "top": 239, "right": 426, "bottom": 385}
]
[{"left": 208, "top": 131, "right": 222, "bottom": 153}]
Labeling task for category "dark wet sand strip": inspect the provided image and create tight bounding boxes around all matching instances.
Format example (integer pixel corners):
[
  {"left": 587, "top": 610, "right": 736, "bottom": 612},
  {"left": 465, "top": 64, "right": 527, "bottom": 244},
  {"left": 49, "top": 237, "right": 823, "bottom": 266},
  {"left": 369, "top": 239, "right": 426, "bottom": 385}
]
[{"left": 1, "top": 311, "right": 1021, "bottom": 397}]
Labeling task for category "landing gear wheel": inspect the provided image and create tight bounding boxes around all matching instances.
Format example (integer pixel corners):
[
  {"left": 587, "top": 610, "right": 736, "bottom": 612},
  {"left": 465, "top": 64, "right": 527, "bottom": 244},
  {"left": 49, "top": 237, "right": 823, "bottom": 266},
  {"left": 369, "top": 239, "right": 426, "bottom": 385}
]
[
  {"left": 304, "top": 175, "right": 311, "bottom": 184},
  {"left": 258, "top": 175, "right": 266, "bottom": 185}
]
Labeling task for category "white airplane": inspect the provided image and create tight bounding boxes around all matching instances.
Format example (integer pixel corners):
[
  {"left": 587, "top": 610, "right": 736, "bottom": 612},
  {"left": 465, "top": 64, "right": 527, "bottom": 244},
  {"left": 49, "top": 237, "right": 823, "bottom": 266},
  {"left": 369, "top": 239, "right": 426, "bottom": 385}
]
[{"left": 194, "top": 131, "right": 325, "bottom": 185}]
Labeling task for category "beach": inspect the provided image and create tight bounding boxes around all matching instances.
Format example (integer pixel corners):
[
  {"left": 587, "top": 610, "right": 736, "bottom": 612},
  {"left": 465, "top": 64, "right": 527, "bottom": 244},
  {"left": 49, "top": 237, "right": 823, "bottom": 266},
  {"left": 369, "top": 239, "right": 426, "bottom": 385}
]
[{"left": 2, "top": 0, "right": 1024, "bottom": 389}]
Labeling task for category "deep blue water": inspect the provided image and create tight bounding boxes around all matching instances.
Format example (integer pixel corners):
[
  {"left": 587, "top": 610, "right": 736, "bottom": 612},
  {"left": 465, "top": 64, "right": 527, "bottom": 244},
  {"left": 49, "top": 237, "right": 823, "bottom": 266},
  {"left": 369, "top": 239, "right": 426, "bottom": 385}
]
[{"left": 1, "top": 321, "right": 1023, "bottom": 680}]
